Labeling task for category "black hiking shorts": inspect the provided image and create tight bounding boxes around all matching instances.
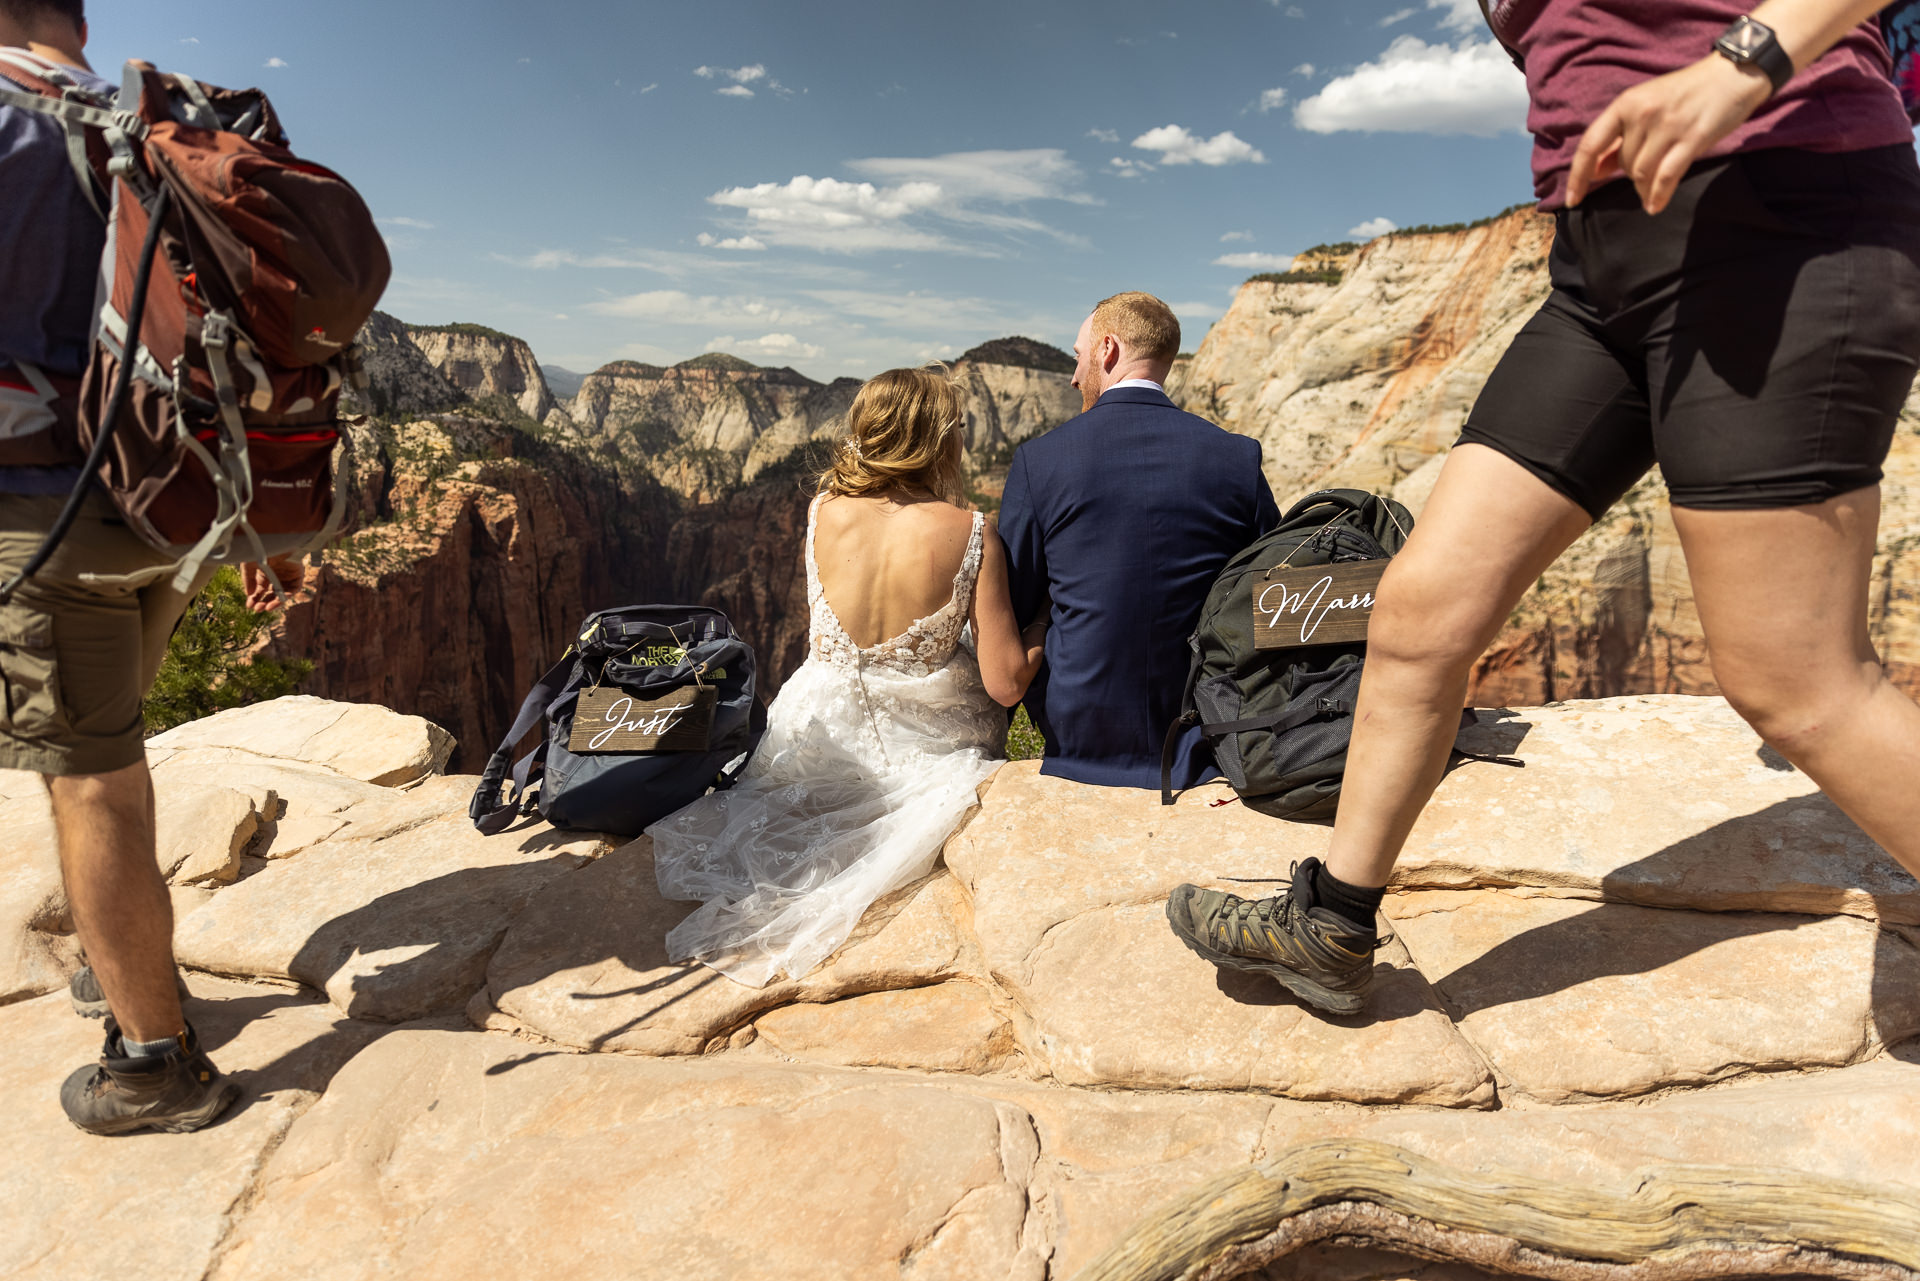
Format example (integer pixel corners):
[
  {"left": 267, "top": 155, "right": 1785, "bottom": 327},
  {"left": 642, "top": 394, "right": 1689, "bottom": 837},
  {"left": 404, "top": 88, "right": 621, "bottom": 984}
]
[{"left": 1459, "top": 143, "right": 1920, "bottom": 516}]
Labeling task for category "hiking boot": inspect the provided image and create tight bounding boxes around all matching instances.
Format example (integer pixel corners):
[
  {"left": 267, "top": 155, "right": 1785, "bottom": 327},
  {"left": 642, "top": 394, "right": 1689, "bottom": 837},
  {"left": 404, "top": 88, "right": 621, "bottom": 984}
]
[
  {"left": 60, "top": 1019, "right": 238, "bottom": 1136},
  {"left": 69, "top": 964, "right": 191, "bottom": 1020},
  {"left": 1165, "top": 858, "right": 1384, "bottom": 1015}
]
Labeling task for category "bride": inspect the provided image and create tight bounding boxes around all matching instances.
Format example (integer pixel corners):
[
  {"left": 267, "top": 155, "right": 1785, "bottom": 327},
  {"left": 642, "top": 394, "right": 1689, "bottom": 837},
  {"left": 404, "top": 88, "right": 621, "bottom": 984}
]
[{"left": 648, "top": 365, "right": 1046, "bottom": 987}]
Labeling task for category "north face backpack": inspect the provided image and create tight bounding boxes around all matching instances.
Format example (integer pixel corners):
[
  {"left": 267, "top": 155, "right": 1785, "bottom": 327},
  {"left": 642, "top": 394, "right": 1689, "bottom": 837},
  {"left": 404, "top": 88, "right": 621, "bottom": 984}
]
[
  {"left": 0, "top": 54, "right": 389, "bottom": 606},
  {"left": 470, "top": 606, "right": 769, "bottom": 838}
]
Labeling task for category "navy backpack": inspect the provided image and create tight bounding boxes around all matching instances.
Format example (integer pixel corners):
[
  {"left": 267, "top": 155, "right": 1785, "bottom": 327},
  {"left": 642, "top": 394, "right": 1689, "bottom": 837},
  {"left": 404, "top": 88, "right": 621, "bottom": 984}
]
[{"left": 469, "top": 605, "right": 766, "bottom": 838}]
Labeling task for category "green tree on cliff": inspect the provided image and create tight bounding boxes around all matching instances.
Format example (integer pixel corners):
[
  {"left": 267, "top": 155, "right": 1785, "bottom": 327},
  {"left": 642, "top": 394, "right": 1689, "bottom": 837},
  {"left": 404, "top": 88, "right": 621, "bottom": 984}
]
[{"left": 144, "top": 567, "right": 312, "bottom": 735}]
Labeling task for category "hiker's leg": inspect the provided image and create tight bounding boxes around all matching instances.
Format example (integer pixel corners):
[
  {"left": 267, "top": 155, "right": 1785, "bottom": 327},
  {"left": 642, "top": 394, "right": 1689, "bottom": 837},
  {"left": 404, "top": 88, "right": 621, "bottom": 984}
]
[
  {"left": 1672, "top": 487, "right": 1920, "bottom": 879},
  {"left": 48, "top": 760, "right": 184, "bottom": 1042},
  {"left": 1323, "top": 444, "right": 1592, "bottom": 889}
]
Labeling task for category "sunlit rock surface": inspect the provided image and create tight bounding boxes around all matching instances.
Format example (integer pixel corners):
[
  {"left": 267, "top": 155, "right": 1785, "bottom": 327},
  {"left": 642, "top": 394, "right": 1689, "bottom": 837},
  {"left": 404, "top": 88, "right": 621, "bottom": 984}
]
[{"left": 4, "top": 693, "right": 1916, "bottom": 1279}]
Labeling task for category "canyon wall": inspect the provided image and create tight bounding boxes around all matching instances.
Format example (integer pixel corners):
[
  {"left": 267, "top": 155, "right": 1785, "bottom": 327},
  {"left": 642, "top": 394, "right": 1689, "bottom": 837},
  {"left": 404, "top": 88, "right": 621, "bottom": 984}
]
[
  {"left": 405, "top": 324, "right": 557, "bottom": 423},
  {"left": 1169, "top": 209, "right": 1920, "bottom": 705}
]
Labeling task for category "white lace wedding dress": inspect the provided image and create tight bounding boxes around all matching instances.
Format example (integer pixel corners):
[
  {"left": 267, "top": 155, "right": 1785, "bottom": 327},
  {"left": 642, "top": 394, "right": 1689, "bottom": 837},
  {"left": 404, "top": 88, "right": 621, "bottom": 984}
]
[{"left": 648, "top": 496, "right": 1007, "bottom": 987}]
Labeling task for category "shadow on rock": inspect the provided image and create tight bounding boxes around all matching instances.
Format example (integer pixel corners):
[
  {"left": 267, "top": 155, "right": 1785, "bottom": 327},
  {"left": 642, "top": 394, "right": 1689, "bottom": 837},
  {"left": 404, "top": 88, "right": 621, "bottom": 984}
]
[{"left": 286, "top": 853, "right": 591, "bottom": 1024}]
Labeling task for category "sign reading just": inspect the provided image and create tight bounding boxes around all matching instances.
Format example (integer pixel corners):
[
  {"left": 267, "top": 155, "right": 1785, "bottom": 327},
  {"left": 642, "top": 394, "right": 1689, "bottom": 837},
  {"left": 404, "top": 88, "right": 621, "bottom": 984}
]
[
  {"left": 568, "top": 686, "right": 717, "bottom": 753},
  {"left": 1253, "top": 561, "right": 1387, "bottom": 649}
]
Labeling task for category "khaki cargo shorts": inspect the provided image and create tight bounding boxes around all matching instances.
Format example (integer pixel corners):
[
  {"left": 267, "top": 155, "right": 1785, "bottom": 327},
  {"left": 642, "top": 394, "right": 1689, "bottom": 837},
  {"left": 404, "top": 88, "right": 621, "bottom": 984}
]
[{"left": 0, "top": 492, "right": 214, "bottom": 776}]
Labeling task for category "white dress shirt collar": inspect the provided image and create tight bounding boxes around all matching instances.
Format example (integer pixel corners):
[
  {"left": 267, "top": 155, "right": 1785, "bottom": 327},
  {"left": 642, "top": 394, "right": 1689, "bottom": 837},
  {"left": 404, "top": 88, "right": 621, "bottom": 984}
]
[{"left": 1103, "top": 378, "right": 1167, "bottom": 396}]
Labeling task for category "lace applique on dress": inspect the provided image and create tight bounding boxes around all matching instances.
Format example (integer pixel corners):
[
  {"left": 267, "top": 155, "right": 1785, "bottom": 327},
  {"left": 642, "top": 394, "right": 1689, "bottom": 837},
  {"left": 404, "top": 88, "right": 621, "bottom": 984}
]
[{"left": 805, "top": 494, "right": 984, "bottom": 678}]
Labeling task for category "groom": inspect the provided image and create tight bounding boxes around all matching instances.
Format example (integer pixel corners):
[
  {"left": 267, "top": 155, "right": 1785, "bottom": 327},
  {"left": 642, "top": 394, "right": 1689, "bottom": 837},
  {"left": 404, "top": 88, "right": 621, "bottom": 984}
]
[{"left": 1000, "top": 292, "right": 1279, "bottom": 789}]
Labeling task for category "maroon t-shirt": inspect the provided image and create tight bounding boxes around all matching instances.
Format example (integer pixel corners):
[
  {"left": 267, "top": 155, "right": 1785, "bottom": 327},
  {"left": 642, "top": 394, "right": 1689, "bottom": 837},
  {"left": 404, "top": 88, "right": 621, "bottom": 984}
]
[{"left": 1491, "top": 0, "right": 1915, "bottom": 206}]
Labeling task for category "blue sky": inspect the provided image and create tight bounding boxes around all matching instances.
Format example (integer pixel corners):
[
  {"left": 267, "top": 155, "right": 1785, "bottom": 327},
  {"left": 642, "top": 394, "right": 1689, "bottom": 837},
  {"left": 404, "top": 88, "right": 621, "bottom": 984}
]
[{"left": 91, "top": 0, "right": 1536, "bottom": 377}]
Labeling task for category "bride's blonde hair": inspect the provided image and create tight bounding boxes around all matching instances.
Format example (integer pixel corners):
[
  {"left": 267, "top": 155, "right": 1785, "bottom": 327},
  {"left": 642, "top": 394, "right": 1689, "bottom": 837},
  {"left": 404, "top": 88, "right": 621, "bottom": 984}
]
[{"left": 819, "top": 365, "right": 966, "bottom": 503}]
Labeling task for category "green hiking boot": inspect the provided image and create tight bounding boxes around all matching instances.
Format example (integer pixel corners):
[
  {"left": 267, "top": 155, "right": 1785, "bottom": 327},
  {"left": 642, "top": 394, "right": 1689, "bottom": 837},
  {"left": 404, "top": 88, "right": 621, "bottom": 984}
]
[
  {"left": 60, "top": 1019, "right": 238, "bottom": 1136},
  {"left": 1165, "top": 858, "right": 1383, "bottom": 1015},
  {"left": 69, "top": 963, "right": 191, "bottom": 1020}
]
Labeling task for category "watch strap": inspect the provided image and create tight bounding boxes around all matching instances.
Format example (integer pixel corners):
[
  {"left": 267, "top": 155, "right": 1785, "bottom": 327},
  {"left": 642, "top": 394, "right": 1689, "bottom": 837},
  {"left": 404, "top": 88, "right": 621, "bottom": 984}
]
[{"left": 1715, "top": 16, "right": 1794, "bottom": 94}]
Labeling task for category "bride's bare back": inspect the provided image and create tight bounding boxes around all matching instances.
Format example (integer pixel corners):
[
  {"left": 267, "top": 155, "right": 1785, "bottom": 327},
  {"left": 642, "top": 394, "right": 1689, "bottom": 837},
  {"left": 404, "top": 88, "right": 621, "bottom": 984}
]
[{"left": 812, "top": 492, "right": 976, "bottom": 648}]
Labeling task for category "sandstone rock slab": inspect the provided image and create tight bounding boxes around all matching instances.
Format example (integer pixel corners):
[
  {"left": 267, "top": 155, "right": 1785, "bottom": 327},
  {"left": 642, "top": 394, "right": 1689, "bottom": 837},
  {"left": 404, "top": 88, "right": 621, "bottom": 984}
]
[
  {"left": 754, "top": 981, "right": 1018, "bottom": 1074},
  {"left": 1018, "top": 901, "right": 1492, "bottom": 1105},
  {"left": 0, "top": 795, "right": 69, "bottom": 1005},
  {"left": 1401, "top": 697, "right": 1918, "bottom": 923},
  {"left": 175, "top": 814, "right": 607, "bottom": 1021},
  {"left": 1258, "top": 1055, "right": 1920, "bottom": 1198},
  {"left": 1391, "top": 890, "right": 1920, "bottom": 1101},
  {"left": 0, "top": 975, "right": 386, "bottom": 1281},
  {"left": 153, "top": 779, "right": 270, "bottom": 885},
  {"left": 147, "top": 696, "right": 454, "bottom": 786},
  {"left": 489, "top": 838, "right": 979, "bottom": 1055},
  {"left": 970, "top": 1082, "right": 1272, "bottom": 1279},
  {"left": 944, "top": 765, "right": 1490, "bottom": 1105},
  {"left": 210, "top": 1030, "right": 1052, "bottom": 1281},
  {"left": 943, "top": 761, "right": 1329, "bottom": 991}
]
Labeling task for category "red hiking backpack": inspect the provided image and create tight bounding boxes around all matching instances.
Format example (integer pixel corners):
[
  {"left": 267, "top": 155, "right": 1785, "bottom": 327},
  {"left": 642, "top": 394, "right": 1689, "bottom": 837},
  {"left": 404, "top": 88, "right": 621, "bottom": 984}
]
[{"left": 0, "top": 52, "right": 390, "bottom": 604}]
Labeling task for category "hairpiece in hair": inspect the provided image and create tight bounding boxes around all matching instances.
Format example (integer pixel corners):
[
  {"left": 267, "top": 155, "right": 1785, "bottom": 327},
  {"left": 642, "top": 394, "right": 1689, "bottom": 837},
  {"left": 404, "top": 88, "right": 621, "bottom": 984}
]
[{"left": 848, "top": 436, "right": 864, "bottom": 461}]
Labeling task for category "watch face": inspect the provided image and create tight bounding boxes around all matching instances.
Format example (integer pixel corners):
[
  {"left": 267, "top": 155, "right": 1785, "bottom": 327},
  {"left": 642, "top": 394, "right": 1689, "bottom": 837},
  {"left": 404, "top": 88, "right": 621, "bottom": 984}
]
[{"left": 1723, "top": 15, "right": 1768, "bottom": 57}]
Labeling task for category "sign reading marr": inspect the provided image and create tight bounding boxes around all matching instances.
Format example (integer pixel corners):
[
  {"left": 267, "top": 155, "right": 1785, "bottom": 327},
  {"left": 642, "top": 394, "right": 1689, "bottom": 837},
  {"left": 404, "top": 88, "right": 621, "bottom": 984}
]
[
  {"left": 1253, "top": 560, "right": 1388, "bottom": 649},
  {"left": 568, "top": 685, "right": 717, "bottom": 753}
]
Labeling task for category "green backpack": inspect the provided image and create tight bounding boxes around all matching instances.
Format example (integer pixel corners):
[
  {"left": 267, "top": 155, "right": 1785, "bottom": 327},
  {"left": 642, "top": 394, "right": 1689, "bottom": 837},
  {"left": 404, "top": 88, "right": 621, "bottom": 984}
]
[{"left": 1161, "top": 489, "right": 1511, "bottom": 821}]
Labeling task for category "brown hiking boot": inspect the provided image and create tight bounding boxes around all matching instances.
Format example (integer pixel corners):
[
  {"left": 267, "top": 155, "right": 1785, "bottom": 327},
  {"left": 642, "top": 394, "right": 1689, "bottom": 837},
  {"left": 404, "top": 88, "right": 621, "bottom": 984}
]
[
  {"left": 1165, "top": 858, "right": 1384, "bottom": 1015},
  {"left": 60, "top": 1019, "right": 238, "bottom": 1136}
]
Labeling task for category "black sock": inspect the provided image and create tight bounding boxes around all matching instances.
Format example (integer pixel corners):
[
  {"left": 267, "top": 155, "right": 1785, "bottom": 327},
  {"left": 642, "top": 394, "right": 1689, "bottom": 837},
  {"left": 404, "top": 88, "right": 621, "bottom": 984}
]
[{"left": 1310, "top": 861, "right": 1383, "bottom": 934}]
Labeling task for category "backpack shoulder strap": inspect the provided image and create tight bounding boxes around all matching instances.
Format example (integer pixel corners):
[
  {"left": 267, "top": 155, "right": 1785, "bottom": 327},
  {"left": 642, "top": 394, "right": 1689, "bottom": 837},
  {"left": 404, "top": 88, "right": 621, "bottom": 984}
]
[
  {"left": 0, "top": 51, "right": 122, "bottom": 219},
  {"left": 470, "top": 650, "right": 577, "bottom": 835}
]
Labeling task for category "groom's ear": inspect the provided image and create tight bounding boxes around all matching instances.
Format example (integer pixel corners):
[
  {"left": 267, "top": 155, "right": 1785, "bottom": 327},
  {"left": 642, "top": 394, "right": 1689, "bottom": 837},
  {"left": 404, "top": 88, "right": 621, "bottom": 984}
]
[{"left": 1100, "top": 334, "right": 1121, "bottom": 372}]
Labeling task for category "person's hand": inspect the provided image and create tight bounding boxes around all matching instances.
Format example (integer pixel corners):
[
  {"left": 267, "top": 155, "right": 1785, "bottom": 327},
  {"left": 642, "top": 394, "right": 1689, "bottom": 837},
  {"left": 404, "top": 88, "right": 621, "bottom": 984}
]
[
  {"left": 242, "top": 554, "right": 307, "bottom": 612},
  {"left": 1566, "top": 54, "right": 1773, "bottom": 214}
]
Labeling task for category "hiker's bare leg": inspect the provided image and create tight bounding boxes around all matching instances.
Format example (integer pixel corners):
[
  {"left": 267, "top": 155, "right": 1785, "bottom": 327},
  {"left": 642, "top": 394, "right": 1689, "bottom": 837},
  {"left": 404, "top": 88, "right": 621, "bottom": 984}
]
[
  {"left": 48, "top": 760, "right": 184, "bottom": 1042},
  {"left": 1323, "top": 445, "right": 1593, "bottom": 889},
  {"left": 1673, "top": 486, "right": 1920, "bottom": 879}
]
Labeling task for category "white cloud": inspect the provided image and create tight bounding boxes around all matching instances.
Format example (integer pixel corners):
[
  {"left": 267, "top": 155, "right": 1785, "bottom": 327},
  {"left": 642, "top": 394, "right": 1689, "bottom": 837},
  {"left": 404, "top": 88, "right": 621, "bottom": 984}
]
[
  {"left": 1214, "top": 252, "right": 1295, "bottom": 270},
  {"left": 1131, "top": 125, "right": 1265, "bottom": 167},
  {"left": 707, "top": 150, "right": 1090, "bottom": 254},
  {"left": 1219, "top": 230, "right": 1254, "bottom": 242},
  {"left": 1349, "top": 216, "right": 1399, "bottom": 238},
  {"left": 705, "top": 332, "right": 825, "bottom": 361},
  {"left": 696, "top": 233, "right": 768, "bottom": 251},
  {"left": 695, "top": 64, "right": 766, "bottom": 84},
  {"left": 179, "top": 36, "right": 200, "bottom": 45},
  {"left": 639, "top": 83, "right": 658, "bottom": 94},
  {"left": 708, "top": 175, "right": 952, "bottom": 253},
  {"left": 1284, "top": 5, "right": 1306, "bottom": 16},
  {"left": 1293, "top": 62, "right": 1316, "bottom": 76},
  {"left": 1293, "top": 36, "right": 1526, "bottom": 136},
  {"left": 715, "top": 85, "right": 755, "bottom": 98},
  {"left": 1427, "top": 0, "right": 1487, "bottom": 32},
  {"left": 380, "top": 216, "right": 436, "bottom": 230},
  {"left": 588, "top": 290, "right": 818, "bottom": 327},
  {"left": 1255, "top": 87, "right": 1288, "bottom": 113},
  {"left": 1107, "top": 157, "right": 1152, "bottom": 178},
  {"left": 1087, "top": 128, "right": 1120, "bottom": 143},
  {"left": 264, "top": 57, "right": 288, "bottom": 69},
  {"left": 1380, "top": 6, "right": 1418, "bottom": 25}
]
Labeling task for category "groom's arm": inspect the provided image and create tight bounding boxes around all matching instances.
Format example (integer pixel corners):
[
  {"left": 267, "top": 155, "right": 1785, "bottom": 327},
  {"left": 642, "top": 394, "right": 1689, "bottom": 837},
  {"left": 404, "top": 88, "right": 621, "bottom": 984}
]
[
  {"left": 997, "top": 449, "right": 1048, "bottom": 629},
  {"left": 1250, "top": 444, "right": 1281, "bottom": 535}
]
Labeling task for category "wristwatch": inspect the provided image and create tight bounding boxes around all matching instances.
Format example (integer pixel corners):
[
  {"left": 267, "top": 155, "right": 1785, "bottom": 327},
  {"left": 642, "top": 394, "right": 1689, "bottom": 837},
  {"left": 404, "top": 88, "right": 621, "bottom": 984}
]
[{"left": 1713, "top": 15, "right": 1794, "bottom": 95}]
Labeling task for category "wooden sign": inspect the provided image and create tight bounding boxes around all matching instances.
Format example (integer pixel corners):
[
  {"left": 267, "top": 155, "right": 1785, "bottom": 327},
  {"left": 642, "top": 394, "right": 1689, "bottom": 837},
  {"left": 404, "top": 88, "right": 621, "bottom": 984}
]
[
  {"left": 1252, "top": 560, "right": 1388, "bottom": 649},
  {"left": 568, "top": 686, "right": 716, "bottom": 753}
]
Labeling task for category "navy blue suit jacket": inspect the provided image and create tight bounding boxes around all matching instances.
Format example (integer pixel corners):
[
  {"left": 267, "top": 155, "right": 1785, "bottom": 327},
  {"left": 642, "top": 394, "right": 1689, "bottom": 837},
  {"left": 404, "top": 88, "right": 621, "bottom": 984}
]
[{"left": 999, "top": 386, "right": 1280, "bottom": 789}]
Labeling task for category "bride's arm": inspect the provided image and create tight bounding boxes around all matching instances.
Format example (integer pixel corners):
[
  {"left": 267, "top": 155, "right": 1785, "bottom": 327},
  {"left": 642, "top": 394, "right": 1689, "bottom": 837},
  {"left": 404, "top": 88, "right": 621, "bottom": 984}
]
[{"left": 972, "top": 520, "right": 1046, "bottom": 707}]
